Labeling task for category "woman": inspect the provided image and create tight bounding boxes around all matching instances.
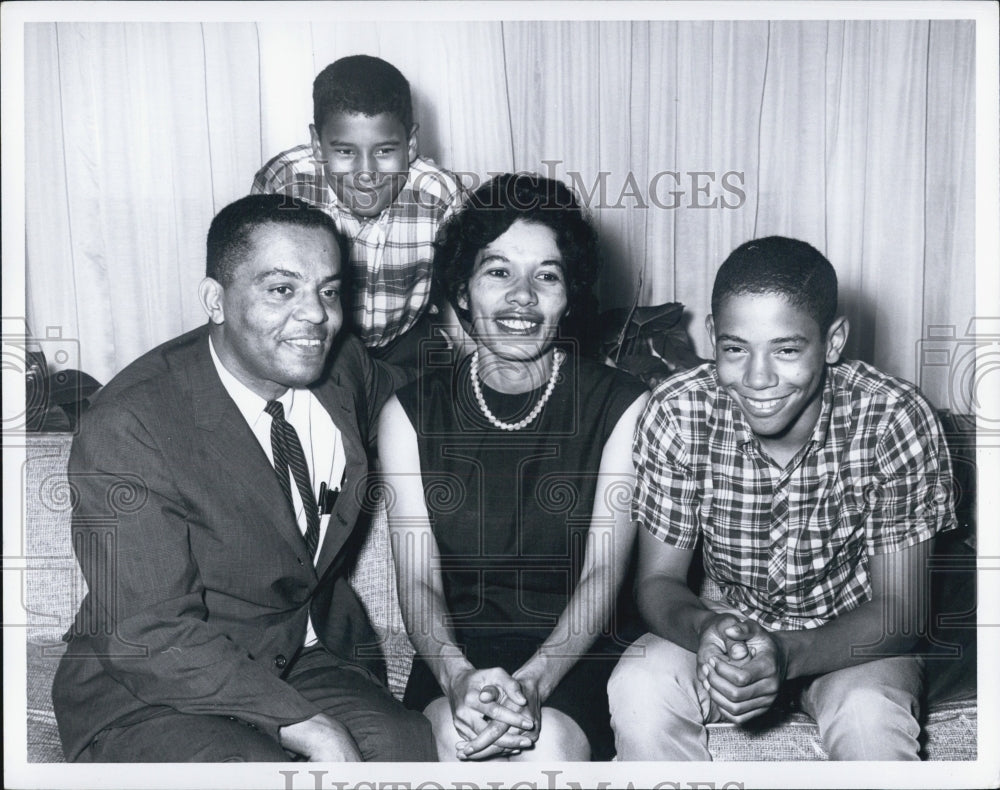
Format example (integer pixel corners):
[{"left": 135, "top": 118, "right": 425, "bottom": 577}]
[{"left": 379, "top": 174, "right": 649, "bottom": 761}]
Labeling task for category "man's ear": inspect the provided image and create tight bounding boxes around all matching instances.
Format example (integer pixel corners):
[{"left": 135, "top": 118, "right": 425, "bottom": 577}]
[
  {"left": 199, "top": 277, "right": 226, "bottom": 325},
  {"left": 706, "top": 314, "right": 716, "bottom": 347},
  {"left": 309, "top": 123, "right": 324, "bottom": 161},
  {"left": 407, "top": 123, "right": 419, "bottom": 164},
  {"left": 825, "top": 316, "right": 849, "bottom": 364},
  {"left": 456, "top": 284, "right": 468, "bottom": 313}
]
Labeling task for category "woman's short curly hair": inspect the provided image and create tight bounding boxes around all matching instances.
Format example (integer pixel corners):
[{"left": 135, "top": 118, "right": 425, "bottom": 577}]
[{"left": 434, "top": 173, "right": 601, "bottom": 336}]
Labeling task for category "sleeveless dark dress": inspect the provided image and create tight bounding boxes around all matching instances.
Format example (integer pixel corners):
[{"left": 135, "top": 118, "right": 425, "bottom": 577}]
[{"left": 395, "top": 350, "right": 647, "bottom": 760}]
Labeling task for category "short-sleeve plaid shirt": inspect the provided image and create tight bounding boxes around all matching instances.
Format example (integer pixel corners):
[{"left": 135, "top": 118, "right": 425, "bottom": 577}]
[
  {"left": 252, "top": 147, "right": 463, "bottom": 348},
  {"left": 633, "top": 359, "right": 956, "bottom": 631}
]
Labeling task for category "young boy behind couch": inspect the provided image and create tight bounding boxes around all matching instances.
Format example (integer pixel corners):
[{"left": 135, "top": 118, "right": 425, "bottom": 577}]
[
  {"left": 608, "top": 235, "right": 956, "bottom": 760},
  {"left": 253, "top": 55, "right": 465, "bottom": 376}
]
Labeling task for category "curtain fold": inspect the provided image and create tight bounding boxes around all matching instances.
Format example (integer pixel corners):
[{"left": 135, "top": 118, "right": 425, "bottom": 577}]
[
  {"left": 919, "top": 20, "right": 976, "bottom": 406},
  {"left": 23, "top": 19, "right": 975, "bottom": 409}
]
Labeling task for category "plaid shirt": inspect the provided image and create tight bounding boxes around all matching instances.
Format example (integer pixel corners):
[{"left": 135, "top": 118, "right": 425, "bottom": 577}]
[
  {"left": 633, "top": 359, "right": 956, "bottom": 631},
  {"left": 252, "top": 147, "right": 463, "bottom": 348}
]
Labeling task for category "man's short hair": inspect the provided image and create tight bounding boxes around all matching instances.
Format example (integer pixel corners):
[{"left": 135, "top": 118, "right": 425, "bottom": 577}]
[
  {"left": 312, "top": 55, "right": 413, "bottom": 132},
  {"left": 206, "top": 194, "right": 347, "bottom": 286},
  {"left": 433, "top": 172, "right": 601, "bottom": 336},
  {"left": 711, "top": 236, "right": 838, "bottom": 332}
]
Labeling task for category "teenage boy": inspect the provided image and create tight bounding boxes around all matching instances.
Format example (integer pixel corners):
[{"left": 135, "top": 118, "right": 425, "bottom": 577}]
[
  {"left": 253, "top": 55, "right": 465, "bottom": 375},
  {"left": 608, "top": 236, "right": 956, "bottom": 760}
]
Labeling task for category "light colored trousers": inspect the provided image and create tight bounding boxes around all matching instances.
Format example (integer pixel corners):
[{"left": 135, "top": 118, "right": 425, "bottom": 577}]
[{"left": 608, "top": 621, "right": 924, "bottom": 761}]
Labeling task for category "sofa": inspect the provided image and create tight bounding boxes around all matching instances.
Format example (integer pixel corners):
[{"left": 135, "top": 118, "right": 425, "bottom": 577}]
[{"left": 20, "top": 423, "right": 978, "bottom": 762}]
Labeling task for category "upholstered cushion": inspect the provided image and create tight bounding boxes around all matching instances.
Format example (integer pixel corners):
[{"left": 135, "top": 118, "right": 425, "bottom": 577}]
[
  {"left": 347, "top": 501, "right": 415, "bottom": 698},
  {"left": 705, "top": 701, "right": 977, "bottom": 761},
  {"left": 27, "top": 641, "right": 65, "bottom": 763},
  {"left": 24, "top": 436, "right": 80, "bottom": 763},
  {"left": 22, "top": 432, "right": 979, "bottom": 762}
]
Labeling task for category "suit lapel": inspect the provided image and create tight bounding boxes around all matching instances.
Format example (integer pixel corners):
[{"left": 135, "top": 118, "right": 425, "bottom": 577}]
[
  {"left": 185, "top": 335, "right": 313, "bottom": 562},
  {"left": 311, "top": 375, "right": 368, "bottom": 578}
]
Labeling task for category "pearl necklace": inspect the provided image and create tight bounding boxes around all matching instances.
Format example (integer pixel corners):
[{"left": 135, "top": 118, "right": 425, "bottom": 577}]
[{"left": 470, "top": 348, "right": 565, "bottom": 431}]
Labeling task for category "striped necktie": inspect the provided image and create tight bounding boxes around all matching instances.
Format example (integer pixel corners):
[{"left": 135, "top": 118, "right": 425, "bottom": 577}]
[{"left": 265, "top": 400, "right": 320, "bottom": 560}]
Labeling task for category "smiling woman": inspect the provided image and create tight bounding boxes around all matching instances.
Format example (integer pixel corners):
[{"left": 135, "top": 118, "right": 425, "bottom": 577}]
[
  {"left": 462, "top": 220, "right": 569, "bottom": 372},
  {"left": 379, "top": 174, "right": 650, "bottom": 762}
]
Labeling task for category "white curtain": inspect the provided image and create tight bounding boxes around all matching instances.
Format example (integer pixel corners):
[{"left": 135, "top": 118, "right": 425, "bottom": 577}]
[{"left": 24, "top": 19, "right": 975, "bottom": 409}]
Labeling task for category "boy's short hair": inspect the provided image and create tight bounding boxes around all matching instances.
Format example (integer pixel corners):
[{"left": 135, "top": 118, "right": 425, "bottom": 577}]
[
  {"left": 206, "top": 194, "right": 347, "bottom": 286},
  {"left": 711, "top": 236, "right": 838, "bottom": 332},
  {"left": 312, "top": 55, "right": 413, "bottom": 132}
]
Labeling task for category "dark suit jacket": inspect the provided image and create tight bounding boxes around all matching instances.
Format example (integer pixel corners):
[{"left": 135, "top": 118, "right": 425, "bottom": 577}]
[{"left": 52, "top": 325, "right": 398, "bottom": 760}]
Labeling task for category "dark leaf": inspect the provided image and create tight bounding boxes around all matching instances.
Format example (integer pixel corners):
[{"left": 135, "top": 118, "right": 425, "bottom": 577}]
[{"left": 600, "top": 303, "right": 686, "bottom": 356}]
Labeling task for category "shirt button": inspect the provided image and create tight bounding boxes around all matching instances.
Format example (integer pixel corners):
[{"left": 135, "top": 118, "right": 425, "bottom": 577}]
[{"left": 274, "top": 654, "right": 287, "bottom": 669}]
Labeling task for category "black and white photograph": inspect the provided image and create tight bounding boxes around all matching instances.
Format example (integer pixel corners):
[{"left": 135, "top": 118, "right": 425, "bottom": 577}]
[{"left": 3, "top": 2, "right": 998, "bottom": 789}]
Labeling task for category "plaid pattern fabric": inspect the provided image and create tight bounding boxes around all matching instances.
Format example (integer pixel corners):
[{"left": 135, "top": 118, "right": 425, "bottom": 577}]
[
  {"left": 252, "top": 147, "right": 463, "bottom": 347},
  {"left": 633, "top": 359, "right": 956, "bottom": 630}
]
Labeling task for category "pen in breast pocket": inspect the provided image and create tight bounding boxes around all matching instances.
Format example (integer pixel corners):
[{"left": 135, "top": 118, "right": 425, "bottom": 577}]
[{"left": 318, "top": 481, "right": 327, "bottom": 516}]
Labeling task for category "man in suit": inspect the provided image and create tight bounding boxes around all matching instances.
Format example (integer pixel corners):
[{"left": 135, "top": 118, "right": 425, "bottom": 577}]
[{"left": 52, "top": 194, "right": 436, "bottom": 762}]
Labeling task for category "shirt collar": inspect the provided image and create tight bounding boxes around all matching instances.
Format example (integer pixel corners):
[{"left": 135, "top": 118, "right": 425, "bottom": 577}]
[
  {"left": 810, "top": 373, "right": 835, "bottom": 449},
  {"left": 208, "top": 335, "right": 294, "bottom": 426}
]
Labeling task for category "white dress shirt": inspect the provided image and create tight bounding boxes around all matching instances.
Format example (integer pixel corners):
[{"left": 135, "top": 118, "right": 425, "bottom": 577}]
[{"left": 209, "top": 337, "right": 346, "bottom": 646}]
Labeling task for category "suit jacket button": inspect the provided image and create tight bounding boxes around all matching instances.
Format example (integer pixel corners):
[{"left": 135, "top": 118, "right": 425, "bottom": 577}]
[{"left": 273, "top": 654, "right": 287, "bottom": 669}]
